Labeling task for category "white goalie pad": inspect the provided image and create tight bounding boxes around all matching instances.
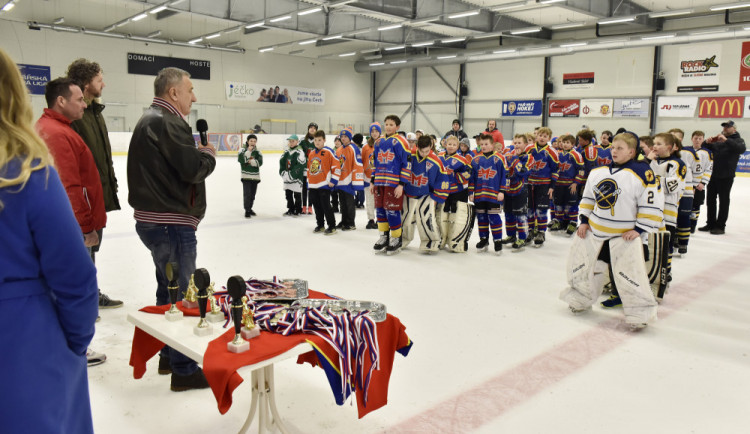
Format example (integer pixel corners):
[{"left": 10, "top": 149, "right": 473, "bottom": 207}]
[
  {"left": 608, "top": 237, "right": 658, "bottom": 324},
  {"left": 415, "top": 196, "right": 441, "bottom": 252},
  {"left": 447, "top": 201, "right": 475, "bottom": 253},
  {"left": 401, "top": 196, "right": 418, "bottom": 247}
]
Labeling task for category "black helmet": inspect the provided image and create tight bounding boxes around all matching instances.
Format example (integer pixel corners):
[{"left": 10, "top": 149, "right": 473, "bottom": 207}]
[{"left": 308, "top": 122, "right": 318, "bottom": 129}]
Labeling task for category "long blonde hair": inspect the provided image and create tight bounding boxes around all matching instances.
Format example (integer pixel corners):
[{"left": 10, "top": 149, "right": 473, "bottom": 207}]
[{"left": 0, "top": 48, "right": 50, "bottom": 210}]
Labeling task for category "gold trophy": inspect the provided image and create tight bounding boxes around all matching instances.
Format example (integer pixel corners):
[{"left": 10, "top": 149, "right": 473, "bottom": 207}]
[
  {"left": 182, "top": 274, "right": 199, "bottom": 309},
  {"left": 192, "top": 268, "right": 213, "bottom": 337},
  {"left": 240, "top": 296, "right": 260, "bottom": 340},
  {"left": 226, "top": 276, "right": 250, "bottom": 353},
  {"left": 206, "top": 280, "right": 225, "bottom": 323}
]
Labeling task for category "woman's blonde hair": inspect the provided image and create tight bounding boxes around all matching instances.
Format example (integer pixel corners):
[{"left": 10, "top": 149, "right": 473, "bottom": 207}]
[{"left": 0, "top": 48, "right": 50, "bottom": 210}]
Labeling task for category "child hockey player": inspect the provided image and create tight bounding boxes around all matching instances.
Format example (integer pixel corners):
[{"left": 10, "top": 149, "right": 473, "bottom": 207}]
[
  {"left": 371, "top": 115, "right": 412, "bottom": 254},
  {"left": 671, "top": 130, "right": 699, "bottom": 254},
  {"left": 279, "top": 134, "right": 306, "bottom": 216},
  {"left": 362, "top": 123, "right": 381, "bottom": 229},
  {"left": 502, "top": 136, "right": 530, "bottom": 250},
  {"left": 690, "top": 131, "right": 712, "bottom": 233},
  {"left": 561, "top": 132, "right": 663, "bottom": 330},
  {"left": 525, "top": 126, "right": 559, "bottom": 246},
  {"left": 550, "top": 134, "right": 584, "bottom": 235},
  {"left": 299, "top": 122, "right": 318, "bottom": 214},
  {"left": 437, "top": 135, "right": 474, "bottom": 253},
  {"left": 238, "top": 134, "right": 262, "bottom": 218},
  {"left": 401, "top": 136, "right": 449, "bottom": 253},
  {"left": 307, "top": 130, "right": 340, "bottom": 234},
  {"left": 469, "top": 133, "right": 508, "bottom": 253},
  {"left": 335, "top": 128, "right": 364, "bottom": 230}
]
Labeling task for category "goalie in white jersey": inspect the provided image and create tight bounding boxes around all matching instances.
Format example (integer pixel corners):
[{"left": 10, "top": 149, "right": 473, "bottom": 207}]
[{"left": 560, "top": 132, "right": 664, "bottom": 329}]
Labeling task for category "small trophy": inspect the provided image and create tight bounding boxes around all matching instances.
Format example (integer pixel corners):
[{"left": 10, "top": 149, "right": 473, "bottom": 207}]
[
  {"left": 192, "top": 268, "right": 213, "bottom": 336},
  {"left": 164, "top": 262, "right": 183, "bottom": 321},
  {"left": 205, "top": 281, "right": 225, "bottom": 323},
  {"left": 240, "top": 296, "right": 260, "bottom": 340},
  {"left": 182, "top": 275, "right": 199, "bottom": 309},
  {"left": 227, "top": 275, "right": 250, "bottom": 353}
]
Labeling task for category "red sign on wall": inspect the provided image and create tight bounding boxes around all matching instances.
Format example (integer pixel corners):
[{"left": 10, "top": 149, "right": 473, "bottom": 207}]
[
  {"left": 697, "top": 96, "right": 744, "bottom": 118},
  {"left": 548, "top": 99, "right": 580, "bottom": 117},
  {"left": 740, "top": 41, "right": 750, "bottom": 92}
]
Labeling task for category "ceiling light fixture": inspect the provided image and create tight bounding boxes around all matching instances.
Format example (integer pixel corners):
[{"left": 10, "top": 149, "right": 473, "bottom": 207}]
[
  {"left": 598, "top": 16, "right": 636, "bottom": 25},
  {"left": 147, "top": 30, "right": 162, "bottom": 38},
  {"left": 370, "top": 62, "right": 385, "bottom": 66},
  {"left": 390, "top": 60, "right": 407, "bottom": 64},
  {"left": 539, "top": 0, "right": 565, "bottom": 4},
  {"left": 323, "top": 35, "right": 342, "bottom": 40},
  {"left": 411, "top": 41, "right": 435, "bottom": 47},
  {"left": 299, "top": 39, "right": 317, "bottom": 45},
  {"left": 270, "top": 15, "right": 291, "bottom": 23},
  {"left": 205, "top": 33, "right": 221, "bottom": 39},
  {"left": 442, "top": 37, "right": 466, "bottom": 43},
  {"left": 437, "top": 54, "right": 457, "bottom": 59},
  {"left": 709, "top": 2, "right": 750, "bottom": 11},
  {"left": 378, "top": 24, "right": 402, "bottom": 31},
  {"left": 132, "top": 13, "right": 148, "bottom": 22},
  {"left": 188, "top": 38, "right": 203, "bottom": 44},
  {"left": 339, "top": 52, "right": 356, "bottom": 57},
  {"left": 53, "top": 17, "right": 65, "bottom": 24},
  {"left": 259, "top": 47, "right": 274, "bottom": 52},
  {"left": 510, "top": 26, "right": 542, "bottom": 35},
  {"left": 493, "top": 49, "right": 517, "bottom": 54},
  {"left": 648, "top": 8, "right": 694, "bottom": 18},
  {"left": 151, "top": 6, "right": 168, "bottom": 14},
  {"left": 549, "top": 22, "right": 585, "bottom": 30},
  {"left": 385, "top": 45, "right": 405, "bottom": 51},
  {"left": 298, "top": 8, "right": 321, "bottom": 16},
  {"left": 560, "top": 42, "right": 587, "bottom": 47},
  {"left": 1, "top": 2, "right": 15, "bottom": 12},
  {"left": 245, "top": 21, "right": 264, "bottom": 29},
  {"left": 448, "top": 10, "right": 480, "bottom": 19}
]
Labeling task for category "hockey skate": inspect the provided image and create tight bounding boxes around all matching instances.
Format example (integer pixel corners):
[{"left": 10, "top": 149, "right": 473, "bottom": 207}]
[
  {"left": 493, "top": 240, "right": 503, "bottom": 253},
  {"left": 677, "top": 246, "right": 688, "bottom": 255},
  {"left": 549, "top": 219, "right": 562, "bottom": 231},
  {"left": 565, "top": 222, "right": 577, "bottom": 236},
  {"left": 600, "top": 295, "right": 622, "bottom": 308},
  {"left": 373, "top": 233, "right": 389, "bottom": 252},
  {"left": 386, "top": 236, "right": 402, "bottom": 255},
  {"left": 511, "top": 238, "right": 525, "bottom": 251},
  {"left": 568, "top": 305, "right": 591, "bottom": 315},
  {"left": 476, "top": 238, "right": 489, "bottom": 252},
  {"left": 533, "top": 231, "right": 545, "bottom": 246},
  {"left": 501, "top": 234, "right": 516, "bottom": 245},
  {"left": 628, "top": 322, "right": 648, "bottom": 331}
]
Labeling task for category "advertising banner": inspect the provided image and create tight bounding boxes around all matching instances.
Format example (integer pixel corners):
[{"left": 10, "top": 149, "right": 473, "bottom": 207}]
[
  {"left": 225, "top": 81, "right": 325, "bottom": 105},
  {"left": 740, "top": 41, "right": 750, "bottom": 92},
  {"left": 614, "top": 98, "right": 650, "bottom": 118},
  {"left": 697, "top": 96, "right": 744, "bottom": 118},
  {"left": 548, "top": 99, "right": 580, "bottom": 117},
  {"left": 657, "top": 96, "right": 698, "bottom": 117},
  {"left": 18, "top": 63, "right": 51, "bottom": 95},
  {"left": 501, "top": 99, "right": 543, "bottom": 116},
  {"left": 677, "top": 44, "right": 720, "bottom": 92},
  {"left": 737, "top": 151, "right": 750, "bottom": 175},
  {"left": 563, "top": 72, "right": 594, "bottom": 89},
  {"left": 192, "top": 133, "right": 243, "bottom": 152},
  {"left": 127, "top": 53, "right": 210, "bottom": 80},
  {"left": 579, "top": 99, "right": 613, "bottom": 118}
]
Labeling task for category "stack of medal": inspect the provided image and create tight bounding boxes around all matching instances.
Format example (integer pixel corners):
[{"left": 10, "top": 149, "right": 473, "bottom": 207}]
[
  {"left": 192, "top": 268, "right": 212, "bottom": 336},
  {"left": 164, "top": 262, "right": 183, "bottom": 321},
  {"left": 205, "top": 280, "right": 225, "bottom": 323},
  {"left": 182, "top": 274, "right": 199, "bottom": 309},
  {"left": 240, "top": 295, "right": 260, "bottom": 340},
  {"left": 226, "top": 275, "right": 250, "bottom": 353}
]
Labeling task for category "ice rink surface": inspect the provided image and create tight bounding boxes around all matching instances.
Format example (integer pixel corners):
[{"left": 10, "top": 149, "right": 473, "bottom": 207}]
[{"left": 90, "top": 154, "right": 750, "bottom": 434}]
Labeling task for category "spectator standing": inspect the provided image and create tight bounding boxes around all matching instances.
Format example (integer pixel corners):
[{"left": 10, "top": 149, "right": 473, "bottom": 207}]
[
  {"left": 238, "top": 134, "right": 262, "bottom": 217},
  {"left": 444, "top": 118, "right": 468, "bottom": 141},
  {"left": 485, "top": 119, "right": 505, "bottom": 149}
]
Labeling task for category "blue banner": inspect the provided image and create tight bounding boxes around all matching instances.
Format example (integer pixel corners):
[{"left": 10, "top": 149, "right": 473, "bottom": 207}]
[
  {"left": 18, "top": 64, "right": 51, "bottom": 95},
  {"left": 737, "top": 151, "right": 750, "bottom": 175},
  {"left": 501, "top": 99, "right": 543, "bottom": 117}
]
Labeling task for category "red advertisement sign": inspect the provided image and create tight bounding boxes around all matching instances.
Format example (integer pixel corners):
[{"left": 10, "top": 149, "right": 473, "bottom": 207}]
[
  {"left": 548, "top": 99, "right": 580, "bottom": 117},
  {"left": 697, "top": 96, "right": 744, "bottom": 118},
  {"left": 740, "top": 41, "right": 750, "bottom": 91},
  {"left": 563, "top": 72, "right": 594, "bottom": 87}
]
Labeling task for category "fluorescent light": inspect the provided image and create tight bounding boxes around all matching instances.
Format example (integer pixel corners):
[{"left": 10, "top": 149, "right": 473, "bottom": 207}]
[
  {"left": 390, "top": 60, "right": 407, "bottom": 64},
  {"left": 323, "top": 35, "right": 342, "bottom": 40},
  {"left": 259, "top": 47, "right": 274, "bottom": 52},
  {"left": 370, "top": 62, "right": 385, "bottom": 66},
  {"left": 54, "top": 25, "right": 80, "bottom": 33},
  {"left": 245, "top": 21, "right": 264, "bottom": 29},
  {"left": 598, "top": 16, "right": 636, "bottom": 25},
  {"left": 83, "top": 29, "right": 126, "bottom": 38},
  {"left": 442, "top": 37, "right": 465, "bottom": 43},
  {"left": 540, "top": 0, "right": 565, "bottom": 4},
  {"left": 411, "top": 18, "right": 439, "bottom": 25},
  {"left": 493, "top": 49, "right": 517, "bottom": 54},
  {"left": 205, "top": 33, "right": 221, "bottom": 39},
  {"left": 132, "top": 13, "right": 148, "bottom": 22},
  {"left": 641, "top": 33, "right": 675, "bottom": 40},
  {"left": 473, "top": 32, "right": 503, "bottom": 39},
  {"left": 411, "top": 41, "right": 435, "bottom": 47},
  {"left": 116, "top": 20, "right": 130, "bottom": 27},
  {"left": 298, "top": 8, "right": 321, "bottom": 16},
  {"left": 188, "top": 38, "right": 203, "bottom": 44},
  {"left": 2, "top": 2, "right": 14, "bottom": 12},
  {"left": 339, "top": 52, "right": 356, "bottom": 57},
  {"left": 226, "top": 41, "right": 240, "bottom": 48},
  {"left": 378, "top": 24, "right": 402, "bottom": 31},
  {"left": 710, "top": 2, "right": 750, "bottom": 11},
  {"left": 53, "top": 17, "right": 65, "bottom": 24},
  {"left": 147, "top": 30, "right": 162, "bottom": 37},
  {"left": 560, "top": 42, "right": 587, "bottom": 47},
  {"left": 437, "top": 55, "right": 457, "bottom": 59},
  {"left": 385, "top": 45, "right": 405, "bottom": 51},
  {"left": 151, "top": 6, "right": 168, "bottom": 14},
  {"left": 270, "top": 15, "right": 291, "bottom": 23},
  {"left": 648, "top": 9, "right": 694, "bottom": 18},
  {"left": 448, "top": 10, "right": 480, "bottom": 19},
  {"left": 492, "top": 1, "right": 527, "bottom": 12},
  {"left": 299, "top": 39, "right": 317, "bottom": 45},
  {"left": 549, "top": 22, "right": 585, "bottom": 30},
  {"left": 103, "top": 25, "right": 115, "bottom": 32},
  {"left": 510, "top": 26, "right": 542, "bottom": 35}
]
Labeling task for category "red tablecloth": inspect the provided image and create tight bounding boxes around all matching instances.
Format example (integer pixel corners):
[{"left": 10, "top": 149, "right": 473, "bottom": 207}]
[{"left": 129, "top": 291, "right": 412, "bottom": 418}]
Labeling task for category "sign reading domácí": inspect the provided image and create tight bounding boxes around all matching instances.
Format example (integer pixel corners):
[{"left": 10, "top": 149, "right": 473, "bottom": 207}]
[{"left": 127, "top": 53, "right": 210, "bottom": 80}]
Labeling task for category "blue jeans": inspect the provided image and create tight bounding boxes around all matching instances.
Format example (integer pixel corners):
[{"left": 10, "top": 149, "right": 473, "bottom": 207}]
[{"left": 135, "top": 222, "right": 199, "bottom": 376}]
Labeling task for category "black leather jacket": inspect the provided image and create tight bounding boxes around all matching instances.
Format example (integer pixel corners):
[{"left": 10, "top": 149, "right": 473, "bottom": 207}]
[
  {"left": 127, "top": 104, "right": 216, "bottom": 219},
  {"left": 703, "top": 132, "right": 746, "bottom": 179}
]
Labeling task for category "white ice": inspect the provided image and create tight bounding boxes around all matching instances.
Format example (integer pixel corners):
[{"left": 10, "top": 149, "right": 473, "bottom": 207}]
[{"left": 89, "top": 154, "right": 750, "bottom": 434}]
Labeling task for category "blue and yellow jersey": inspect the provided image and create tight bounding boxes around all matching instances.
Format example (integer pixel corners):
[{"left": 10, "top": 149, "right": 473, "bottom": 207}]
[{"left": 469, "top": 152, "right": 508, "bottom": 204}]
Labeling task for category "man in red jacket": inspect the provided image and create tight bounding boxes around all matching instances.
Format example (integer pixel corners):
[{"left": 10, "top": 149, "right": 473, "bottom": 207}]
[{"left": 36, "top": 77, "right": 107, "bottom": 367}]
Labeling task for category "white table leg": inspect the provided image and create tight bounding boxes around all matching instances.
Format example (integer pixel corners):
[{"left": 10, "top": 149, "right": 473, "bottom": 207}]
[
  {"left": 237, "top": 365, "right": 291, "bottom": 434},
  {"left": 239, "top": 370, "right": 260, "bottom": 433}
]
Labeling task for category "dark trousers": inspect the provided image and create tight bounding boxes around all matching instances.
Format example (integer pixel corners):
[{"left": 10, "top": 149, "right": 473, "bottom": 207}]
[
  {"left": 241, "top": 179, "right": 259, "bottom": 212},
  {"left": 355, "top": 190, "right": 365, "bottom": 207},
  {"left": 338, "top": 190, "right": 356, "bottom": 227},
  {"left": 302, "top": 177, "right": 309, "bottom": 207},
  {"left": 309, "top": 188, "right": 336, "bottom": 229},
  {"left": 134, "top": 222, "right": 199, "bottom": 376},
  {"left": 331, "top": 188, "right": 339, "bottom": 210},
  {"left": 706, "top": 177, "right": 735, "bottom": 230},
  {"left": 285, "top": 189, "right": 302, "bottom": 213}
]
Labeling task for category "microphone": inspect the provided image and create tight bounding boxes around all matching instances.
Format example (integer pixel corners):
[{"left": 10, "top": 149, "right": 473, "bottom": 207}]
[{"left": 196, "top": 119, "right": 208, "bottom": 147}]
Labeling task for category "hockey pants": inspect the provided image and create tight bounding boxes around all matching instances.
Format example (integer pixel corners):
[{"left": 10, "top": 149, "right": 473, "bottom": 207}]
[{"left": 560, "top": 235, "right": 658, "bottom": 325}]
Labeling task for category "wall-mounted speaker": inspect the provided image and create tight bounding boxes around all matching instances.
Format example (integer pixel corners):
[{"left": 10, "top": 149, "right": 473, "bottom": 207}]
[
  {"left": 544, "top": 82, "right": 554, "bottom": 93},
  {"left": 656, "top": 78, "right": 665, "bottom": 91}
]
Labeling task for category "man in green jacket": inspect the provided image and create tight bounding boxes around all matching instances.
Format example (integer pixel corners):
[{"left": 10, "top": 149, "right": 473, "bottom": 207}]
[{"left": 67, "top": 58, "right": 123, "bottom": 309}]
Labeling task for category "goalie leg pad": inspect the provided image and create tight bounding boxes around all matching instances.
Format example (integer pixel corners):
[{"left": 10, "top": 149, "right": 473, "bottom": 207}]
[
  {"left": 645, "top": 231, "right": 670, "bottom": 300},
  {"left": 401, "top": 196, "right": 418, "bottom": 247},
  {"left": 448, "top": 201, "right": 474, "bottom": 253},
  {"left": 365, "top": 188, "right": 376, "bottom": 221},
  {"left": 560, "top": 235, "right": 604, "bottom": 310},
  {"left": 415, "top": 196, "right": 441, "bottom": 252},
  {"left": 609, "top": 237, "right": 658, "bottom": 324}
]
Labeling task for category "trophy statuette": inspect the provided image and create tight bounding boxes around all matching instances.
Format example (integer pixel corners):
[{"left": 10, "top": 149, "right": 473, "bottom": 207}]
[
  {"left": 192, "top": 268, "right": 213, "bottom": 336},
  {"left": 182, "top": 274, "right": 199, "bottom": 309},
  {"left": 226, "top": 275, "right": 250, "bottom": 353},
  {"left": 164, "top": 262, "right": 183, "bottom": 321},
  {"left": 240, "top": 295, "right": 260, "bottom": 340},
  {"left": 206, "top": 280, "right": 225, "bottom": 323}
]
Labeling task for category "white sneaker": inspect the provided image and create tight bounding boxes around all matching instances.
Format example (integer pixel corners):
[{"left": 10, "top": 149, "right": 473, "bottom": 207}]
[{"left": 86, "top": 348, "right": 107, "bottom": 367}]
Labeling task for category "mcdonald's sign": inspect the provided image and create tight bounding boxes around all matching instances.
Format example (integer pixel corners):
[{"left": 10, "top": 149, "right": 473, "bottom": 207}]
[{"left": 697, "top": 96, "right": 744, "bottom": 118}]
